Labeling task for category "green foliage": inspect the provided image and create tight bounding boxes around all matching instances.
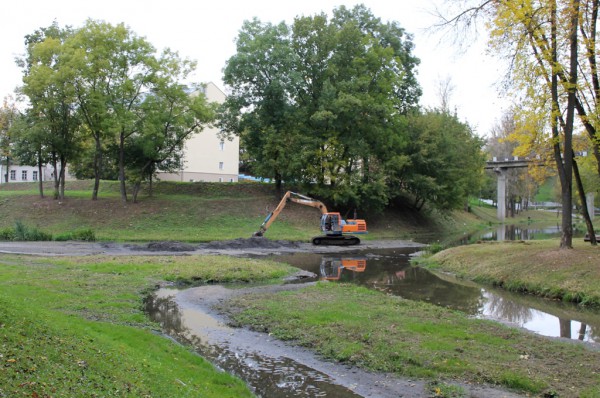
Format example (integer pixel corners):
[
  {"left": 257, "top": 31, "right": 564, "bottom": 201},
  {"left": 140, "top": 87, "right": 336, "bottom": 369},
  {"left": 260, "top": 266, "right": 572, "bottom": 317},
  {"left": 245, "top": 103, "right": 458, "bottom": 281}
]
[
  {"left": 399, "top": 110, "right": 486, "bottom": 211},
  {"left": 16, "top": 20, "right": 216, "bottom": 203},
  {"left": 54, "top": 228, "right": 96, "bottom": 242},
  {"left": 13, "top": 220, "right": 52, "bottom": 241},
  {"left": 222, "top": 5, "right": 427, "bottom": 212},
  {"left": 0, "top": 227, "right": 15, "bottom": 240}
]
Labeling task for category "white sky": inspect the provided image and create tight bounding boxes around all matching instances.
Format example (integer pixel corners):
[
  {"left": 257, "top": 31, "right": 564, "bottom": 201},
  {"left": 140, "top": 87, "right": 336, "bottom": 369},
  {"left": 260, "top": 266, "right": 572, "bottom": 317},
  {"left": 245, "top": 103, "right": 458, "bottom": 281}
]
[{"left": 1, "top": 0, "right": 509, "bottom": 137}]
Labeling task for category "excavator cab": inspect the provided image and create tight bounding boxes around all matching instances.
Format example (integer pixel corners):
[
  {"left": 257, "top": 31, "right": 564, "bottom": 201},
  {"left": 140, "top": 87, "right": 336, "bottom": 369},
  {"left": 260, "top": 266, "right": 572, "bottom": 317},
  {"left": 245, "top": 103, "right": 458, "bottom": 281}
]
[{"left": 320, "top": 213, "right": 342, "bottom": 235}]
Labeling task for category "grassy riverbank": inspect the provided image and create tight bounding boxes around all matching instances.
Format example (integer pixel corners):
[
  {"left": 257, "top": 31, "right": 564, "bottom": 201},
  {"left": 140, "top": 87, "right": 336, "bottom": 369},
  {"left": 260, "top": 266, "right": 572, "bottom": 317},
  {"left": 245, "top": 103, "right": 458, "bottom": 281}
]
[
  {"left": 0, "top": 254, "right": 296, "bottom": 397},
  {"left": 420, "top": 239, "right": 600, "bottom": 307},
  {"left": 0, "top": 180, "right": 559, "bottom": 243},
  {"left": 222, "top": 281, "right": 600, "bottom": 397}
]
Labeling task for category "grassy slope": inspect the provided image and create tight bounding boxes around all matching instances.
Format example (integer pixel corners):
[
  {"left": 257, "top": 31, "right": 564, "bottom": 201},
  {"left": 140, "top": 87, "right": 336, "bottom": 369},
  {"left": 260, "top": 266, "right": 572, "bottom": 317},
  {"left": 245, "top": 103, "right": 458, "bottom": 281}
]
[
  {"left": 420, "top": 239, "right": 600, "bottom": 306},
  {"left": 0, "top": 179, "right": 562, "bottom": 243},
  {"left": 0, "top": 254, "right": 296, "bottom": 397}
]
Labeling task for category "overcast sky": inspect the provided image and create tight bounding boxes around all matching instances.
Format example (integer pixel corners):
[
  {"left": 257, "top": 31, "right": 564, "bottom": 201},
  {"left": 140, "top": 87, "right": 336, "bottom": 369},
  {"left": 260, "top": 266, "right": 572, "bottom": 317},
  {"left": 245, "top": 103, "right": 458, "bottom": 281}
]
[{"left": 1, "top": 0, "right": 509, "bottom": 136}]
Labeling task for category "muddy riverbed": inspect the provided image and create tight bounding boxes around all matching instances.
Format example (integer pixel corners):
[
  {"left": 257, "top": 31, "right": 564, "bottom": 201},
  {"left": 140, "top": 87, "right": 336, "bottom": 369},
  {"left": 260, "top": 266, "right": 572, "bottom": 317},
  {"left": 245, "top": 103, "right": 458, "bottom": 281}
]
[{"left": 0, "top": 237, "right": 424, "bottom": 257}]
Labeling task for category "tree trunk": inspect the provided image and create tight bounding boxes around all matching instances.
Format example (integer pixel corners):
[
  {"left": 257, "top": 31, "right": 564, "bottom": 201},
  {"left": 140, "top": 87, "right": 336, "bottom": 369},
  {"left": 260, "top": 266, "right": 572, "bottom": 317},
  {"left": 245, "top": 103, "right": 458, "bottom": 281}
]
[
  {"left": 58, "top": 155, "right": 66, "bottom": 200},
  {"left": 37, "top": 160, "right": 44, "bottom": 198},
  {"left": 52, "top": 153, "right": 59, "bottom": 200},
  {"left": 92, "top": 135, "right": 101, "bottom": 201},
  {"left": 118, "top": 130, "right": 128, "bottom": 203},
  {"left": 3, "top": 156, "right": 9, "bottom": 183},
  {"left": 573, "top": 157, "right": 596, "bottom": 245},
  {"left": 132, "top": 181, "right": 141, "bottom": 203}
]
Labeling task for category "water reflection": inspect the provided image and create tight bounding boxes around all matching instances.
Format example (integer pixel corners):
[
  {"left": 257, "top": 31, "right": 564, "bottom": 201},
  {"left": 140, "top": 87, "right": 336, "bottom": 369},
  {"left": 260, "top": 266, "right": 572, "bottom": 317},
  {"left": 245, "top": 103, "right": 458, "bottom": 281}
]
[
  {"left": 271, "top": 249, "right": 600, "bottom": 344},
  {"left": 319, "top": 257, "right": 366, "bottom": 281}
]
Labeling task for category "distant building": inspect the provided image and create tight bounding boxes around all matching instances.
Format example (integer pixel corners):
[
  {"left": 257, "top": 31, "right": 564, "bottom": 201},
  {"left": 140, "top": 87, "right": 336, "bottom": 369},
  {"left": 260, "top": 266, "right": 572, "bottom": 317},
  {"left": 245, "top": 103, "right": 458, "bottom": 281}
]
[
  {"left": 1, "top": 83, "right": 238, "bottom": 185},
  {"left": 157, "top": 82, "right": 240, "bottom": 183},
  {"left": 0, "top": 163, "right": 43, "bottom": 183}
]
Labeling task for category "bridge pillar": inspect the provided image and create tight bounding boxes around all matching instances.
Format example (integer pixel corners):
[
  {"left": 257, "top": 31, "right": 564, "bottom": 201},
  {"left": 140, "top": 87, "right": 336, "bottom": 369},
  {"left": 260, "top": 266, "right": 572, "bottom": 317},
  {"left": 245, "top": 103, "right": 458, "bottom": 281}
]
[
  {"left": 494, "top": 168, "right": 507, "bottom": 222},
  {"left": 587, "top": 192, "right": 595, "bottom": 220}
]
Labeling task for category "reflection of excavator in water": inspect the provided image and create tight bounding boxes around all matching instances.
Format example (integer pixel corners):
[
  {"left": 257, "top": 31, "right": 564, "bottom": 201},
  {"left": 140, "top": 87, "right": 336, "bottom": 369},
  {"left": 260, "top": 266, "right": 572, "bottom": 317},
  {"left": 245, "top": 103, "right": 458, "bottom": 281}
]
[
  {"left": 253, "top": 191, "right": 368, "bottom": 245},
  {"left": 320, "top": 257, "right": 367, "bottom": 280}
]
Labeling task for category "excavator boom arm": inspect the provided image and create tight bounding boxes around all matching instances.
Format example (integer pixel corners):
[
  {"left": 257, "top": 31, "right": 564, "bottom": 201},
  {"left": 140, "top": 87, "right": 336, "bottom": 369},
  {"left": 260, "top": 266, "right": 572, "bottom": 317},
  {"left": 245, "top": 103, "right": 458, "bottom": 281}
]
[{"left": 254, "top": 191, "right": 328, "bottom": 236}]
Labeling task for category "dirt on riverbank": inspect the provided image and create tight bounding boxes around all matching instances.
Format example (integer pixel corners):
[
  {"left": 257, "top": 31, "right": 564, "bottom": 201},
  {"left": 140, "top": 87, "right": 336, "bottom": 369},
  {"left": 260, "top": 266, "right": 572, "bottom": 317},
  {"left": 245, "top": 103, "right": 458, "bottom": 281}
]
[{"left": 0, "top": 237, "right": 426, "bottom": 256}]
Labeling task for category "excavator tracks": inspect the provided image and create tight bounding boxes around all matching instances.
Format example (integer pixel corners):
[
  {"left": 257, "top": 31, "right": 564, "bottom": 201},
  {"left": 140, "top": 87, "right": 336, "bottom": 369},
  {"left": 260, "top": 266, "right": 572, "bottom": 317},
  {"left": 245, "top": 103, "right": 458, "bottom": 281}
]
[{"left": 311, "top": 235, "right": 361, "bottom": 246}]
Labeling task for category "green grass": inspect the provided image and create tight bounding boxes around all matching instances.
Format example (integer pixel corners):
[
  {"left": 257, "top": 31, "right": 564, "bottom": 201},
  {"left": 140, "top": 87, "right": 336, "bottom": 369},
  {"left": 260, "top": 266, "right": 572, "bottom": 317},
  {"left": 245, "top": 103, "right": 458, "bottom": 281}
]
[
  {"left": 419, "top": 239, "right": 600, "bottom": 307},
  {"left": 222, "top": 282, "right": 600, "bottom": 397},
  {"left": 0, "top": 253, "right": 298, "bottom": 397}
]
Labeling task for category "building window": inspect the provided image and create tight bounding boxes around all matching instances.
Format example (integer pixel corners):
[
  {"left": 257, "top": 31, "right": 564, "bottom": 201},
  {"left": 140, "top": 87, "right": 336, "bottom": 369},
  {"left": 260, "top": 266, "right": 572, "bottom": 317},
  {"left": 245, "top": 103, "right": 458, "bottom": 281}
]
[
  {"left": 219, "top": 162, "right": 224, "bottom": 170},
  {"left": 22, "top": 171, "right": 27, "bottom": 180},
  {"left": 32, "top": 171, "right": 38, "bottom": 181},
  {"left": 219, "top": 140, "right": 225, "bottom": 151},
  {"left": 10, "top": 170, "right": 16, "bottom": 180}
]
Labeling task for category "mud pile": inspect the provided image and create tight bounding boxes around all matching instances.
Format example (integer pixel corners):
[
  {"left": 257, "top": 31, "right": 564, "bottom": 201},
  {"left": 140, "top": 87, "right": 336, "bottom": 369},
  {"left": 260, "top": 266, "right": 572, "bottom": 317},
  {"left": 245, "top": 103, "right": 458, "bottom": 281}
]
[
  {"left": 201, "top": 237, "right": 302, "bottom": 250},
  {"left": 130, "top": 241, "right": 198, "bottom": 252}
]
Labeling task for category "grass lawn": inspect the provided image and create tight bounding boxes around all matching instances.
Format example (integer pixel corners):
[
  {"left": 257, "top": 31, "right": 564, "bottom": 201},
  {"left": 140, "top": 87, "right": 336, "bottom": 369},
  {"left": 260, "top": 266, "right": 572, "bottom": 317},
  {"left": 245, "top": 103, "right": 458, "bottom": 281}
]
[
  {"left": 221, "top": 282, "right": 600, "bottom": 397},
  {"left": 420, "top": 239, "right": 600, "bottom": 307},
  {"left": 0, "top": 253, "right": 297, "bottom": 397}
]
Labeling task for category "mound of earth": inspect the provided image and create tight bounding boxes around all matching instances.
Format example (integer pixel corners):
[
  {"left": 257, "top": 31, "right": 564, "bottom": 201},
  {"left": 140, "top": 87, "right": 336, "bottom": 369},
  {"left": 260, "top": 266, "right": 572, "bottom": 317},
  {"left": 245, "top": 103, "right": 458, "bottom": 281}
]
[
  {"left": 130, "top": 241, "right": 198, "bottom": 252},
  {"left": 201, "top": 237, "right": 302, "bottom": 250}
]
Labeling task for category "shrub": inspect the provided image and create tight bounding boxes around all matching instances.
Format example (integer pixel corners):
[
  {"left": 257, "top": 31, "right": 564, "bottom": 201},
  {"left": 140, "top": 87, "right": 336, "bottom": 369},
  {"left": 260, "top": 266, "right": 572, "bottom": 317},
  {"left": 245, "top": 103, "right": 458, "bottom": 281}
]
[
  {"left": 54, "top": 229, "right": 96, "bottom": 242},
  {"left": 13, "top": 221, "right": 53, "bottom": 241},
  {"left": 0, "top": 227, "right": 15, "bottom": 241}
]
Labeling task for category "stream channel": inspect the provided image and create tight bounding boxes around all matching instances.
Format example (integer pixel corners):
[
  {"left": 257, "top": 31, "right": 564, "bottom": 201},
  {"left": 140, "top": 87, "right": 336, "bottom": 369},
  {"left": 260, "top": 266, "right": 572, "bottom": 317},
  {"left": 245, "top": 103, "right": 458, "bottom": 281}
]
[{"left": 144, "top": 225, "right": 599, "bottom": 397}]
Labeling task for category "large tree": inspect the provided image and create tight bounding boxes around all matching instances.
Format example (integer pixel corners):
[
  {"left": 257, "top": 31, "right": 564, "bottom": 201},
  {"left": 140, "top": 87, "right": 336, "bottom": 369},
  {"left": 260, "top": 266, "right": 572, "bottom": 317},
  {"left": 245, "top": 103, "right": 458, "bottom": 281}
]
[
  {"left": 439, "top": 0, "right": 594, "bottom": 248},
  {"left": 62, "top": 19, "right": 158, "bottom": 202},
  {"left": 222, "top": 5, "right": 422, "bottom": 211},
  {"left": 18, "top": 22, "right": 81, "bottom": 200}
]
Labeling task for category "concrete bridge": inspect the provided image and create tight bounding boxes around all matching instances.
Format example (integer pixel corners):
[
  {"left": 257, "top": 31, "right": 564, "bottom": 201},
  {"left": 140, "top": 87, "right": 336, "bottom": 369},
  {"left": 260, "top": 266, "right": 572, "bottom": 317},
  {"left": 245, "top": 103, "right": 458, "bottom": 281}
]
[
  {"left": 485, "top": 155, "right": 595, "bottom": 221},
  {"left": 485, "top": 157, "right": 530, "bottom": 222}
]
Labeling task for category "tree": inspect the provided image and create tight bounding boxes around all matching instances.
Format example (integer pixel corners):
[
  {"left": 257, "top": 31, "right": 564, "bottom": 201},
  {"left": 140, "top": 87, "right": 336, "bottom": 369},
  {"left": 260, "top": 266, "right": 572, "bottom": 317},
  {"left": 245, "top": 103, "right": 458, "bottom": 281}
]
[
  {"left": 63, "top": 19, "right": 158, "bottom": 202},
  {"left": 10, "top": 110, "right": 50, "bottom": 198},
  {"left": 128, "top": 81, "right": 216, "bottom": 202},
  {"left": 0, "top": 96, "right": 20, "bottom": 184},
  {"left": 439, "top": 0, "right": 594, "bottom": 248},
  {"left": 18, "top": 22, "right": 81, "bottom": 200},
  {"left": 222, "top": 5, "right": 422, "bottom": 211},
  {"left": 400, "top": 110, "right": 485, "bottom": 211}
]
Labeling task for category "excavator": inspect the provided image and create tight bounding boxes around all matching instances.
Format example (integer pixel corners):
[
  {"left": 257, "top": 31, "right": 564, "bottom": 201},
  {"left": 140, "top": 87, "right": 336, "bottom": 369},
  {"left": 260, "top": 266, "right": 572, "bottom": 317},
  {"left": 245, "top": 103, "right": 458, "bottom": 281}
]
[
  {"left": 320, "top": 257, "right": 367, "bottom": 280},
  {"left": 253, "top": 191, "right": 367, "bottom": 245}
]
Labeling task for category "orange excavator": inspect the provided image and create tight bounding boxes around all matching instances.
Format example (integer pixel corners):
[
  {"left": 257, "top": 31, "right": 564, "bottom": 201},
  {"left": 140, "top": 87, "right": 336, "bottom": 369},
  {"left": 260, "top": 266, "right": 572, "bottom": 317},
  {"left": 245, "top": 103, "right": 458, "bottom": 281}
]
[
  {"left": 253, "top": 191, "right": 367, "bottom": 245},
  {"left": 320, "top": 257, "right": 367, "bottom": 280}
]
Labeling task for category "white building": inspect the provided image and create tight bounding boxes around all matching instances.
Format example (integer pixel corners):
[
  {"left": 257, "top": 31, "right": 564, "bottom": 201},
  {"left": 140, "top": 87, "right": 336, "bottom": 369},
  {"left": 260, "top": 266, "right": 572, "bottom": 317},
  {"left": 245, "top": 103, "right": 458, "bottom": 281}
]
[
  {"left": 0, "top": 164, "right": 43, "bottom": 183},
  {"left": 157, "top": 82, "right": 239, "bottom": 183},
  {"left": 1, "top": 83, "right": 238, "bottom": 185}
]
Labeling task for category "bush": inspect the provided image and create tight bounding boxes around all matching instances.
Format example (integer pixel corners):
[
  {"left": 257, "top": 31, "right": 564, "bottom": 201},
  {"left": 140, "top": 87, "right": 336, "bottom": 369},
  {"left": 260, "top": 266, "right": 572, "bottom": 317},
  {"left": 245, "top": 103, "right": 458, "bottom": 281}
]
[
  {"left": 13, "top": 221, "right": 53, "bottom": 241},
  {"left": 0, "top": 227, "right": 15, "bottom": 241},
  {"left": 55, "top": 229, "right": 96, "bottom": 242}
]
